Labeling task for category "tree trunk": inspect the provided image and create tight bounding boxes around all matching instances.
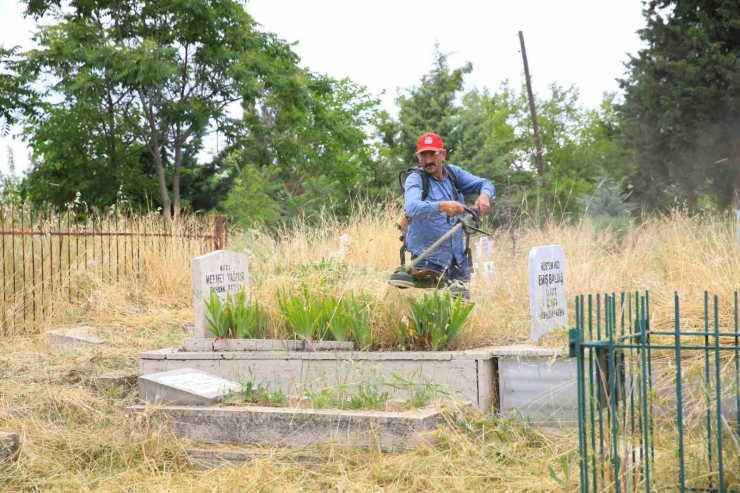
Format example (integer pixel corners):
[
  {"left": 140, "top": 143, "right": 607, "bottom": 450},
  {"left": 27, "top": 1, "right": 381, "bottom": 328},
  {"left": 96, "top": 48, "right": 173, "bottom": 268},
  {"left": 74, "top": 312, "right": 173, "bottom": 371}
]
[
  {"left": 173, "top": 143, "right": 182, "bottom": 218},
  {"left": 153, "top": 148, "right": 172, "bottom": 221},
  {"left": 138, "top": 90, "right": 172, "bottom": 221}
]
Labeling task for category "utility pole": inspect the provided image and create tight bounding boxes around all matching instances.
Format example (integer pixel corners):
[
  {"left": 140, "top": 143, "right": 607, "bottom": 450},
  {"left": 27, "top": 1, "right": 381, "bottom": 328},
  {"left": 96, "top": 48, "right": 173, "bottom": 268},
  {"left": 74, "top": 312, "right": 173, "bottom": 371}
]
[{"left": 518, "top": 31, "right": 549, "bottom": 216}]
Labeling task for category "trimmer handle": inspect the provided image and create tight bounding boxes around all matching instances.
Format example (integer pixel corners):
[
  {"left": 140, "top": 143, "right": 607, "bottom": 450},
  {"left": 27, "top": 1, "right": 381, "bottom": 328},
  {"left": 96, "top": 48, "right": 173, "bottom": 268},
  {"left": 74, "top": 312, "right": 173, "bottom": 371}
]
[{"left": 462, "top": 206, "right": 480, "bottom": 224}]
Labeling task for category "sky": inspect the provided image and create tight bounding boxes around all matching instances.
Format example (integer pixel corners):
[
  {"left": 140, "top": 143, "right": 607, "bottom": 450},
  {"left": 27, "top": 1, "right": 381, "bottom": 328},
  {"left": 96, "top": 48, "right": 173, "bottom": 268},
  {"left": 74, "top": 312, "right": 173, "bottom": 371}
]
[{"left": 0, "top": 0, "right": 647, "bottom": 176}]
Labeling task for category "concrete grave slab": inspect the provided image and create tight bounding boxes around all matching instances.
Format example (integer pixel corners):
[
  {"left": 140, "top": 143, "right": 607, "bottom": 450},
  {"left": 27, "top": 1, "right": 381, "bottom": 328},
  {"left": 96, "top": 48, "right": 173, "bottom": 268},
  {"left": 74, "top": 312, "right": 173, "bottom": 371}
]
[
  {"left": 138, "top": 368, "right": 241, "bottom": 406},
  {"left": 47, "top": 326, "right": 105, "bottom": 353},
  {"left": 0, "top": 432, "right": 19, "bottom": 461},
  {"left": 127, "top": 405, "right": 440, "bottom": 452},
  {"left": 192, "top": 250, "right": 249, "bottom": 338}
]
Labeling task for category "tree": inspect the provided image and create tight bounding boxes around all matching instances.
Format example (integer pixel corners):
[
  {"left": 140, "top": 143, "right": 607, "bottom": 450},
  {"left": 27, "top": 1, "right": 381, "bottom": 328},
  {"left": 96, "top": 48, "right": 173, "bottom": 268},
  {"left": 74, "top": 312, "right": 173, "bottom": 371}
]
[
  {"left": 10, "top": 0, "right": 305, "bottom": 219},
  {"left": 0, "top": 46, "right": 39, "bottom": 138},
  {"left": 455, "top": 83, "right": 622, "bottom": 220},
  {"left": 619, "top": 0, "right": 740, "bottom": 211},
  {"left": 395, "top": 46, "right": 472, "bottom": 164},
  {"left": 226, "top": 75, "right": 383, "bottom": 224},
  {"left": 20, "top": 99, "right": 157, "bottom": 207}
]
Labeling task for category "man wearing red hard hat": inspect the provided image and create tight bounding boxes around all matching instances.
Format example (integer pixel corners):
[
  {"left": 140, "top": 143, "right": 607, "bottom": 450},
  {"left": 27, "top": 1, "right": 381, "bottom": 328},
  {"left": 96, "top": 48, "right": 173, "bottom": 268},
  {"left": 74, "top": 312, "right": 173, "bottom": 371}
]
[{"left": 398, "top": 132, "right": 495, "bottom": 298}]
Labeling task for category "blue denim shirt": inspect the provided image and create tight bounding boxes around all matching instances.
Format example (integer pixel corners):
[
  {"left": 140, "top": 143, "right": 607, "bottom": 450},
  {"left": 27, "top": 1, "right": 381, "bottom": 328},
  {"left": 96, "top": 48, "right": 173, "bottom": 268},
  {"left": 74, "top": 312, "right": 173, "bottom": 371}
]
[{"left": 404, "top": 164, "right": 495, "bottom": 268}]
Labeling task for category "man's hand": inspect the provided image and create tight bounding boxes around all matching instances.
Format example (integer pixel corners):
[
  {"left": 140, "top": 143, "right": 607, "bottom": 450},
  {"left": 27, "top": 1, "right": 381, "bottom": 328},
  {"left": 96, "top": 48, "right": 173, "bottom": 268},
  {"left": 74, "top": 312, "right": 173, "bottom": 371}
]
[
  {"left": 439, "top": 201, "right": 466, "bottom": 217},
  {"left": 473, "top": 193, "right": 490, "bottom": 216}
]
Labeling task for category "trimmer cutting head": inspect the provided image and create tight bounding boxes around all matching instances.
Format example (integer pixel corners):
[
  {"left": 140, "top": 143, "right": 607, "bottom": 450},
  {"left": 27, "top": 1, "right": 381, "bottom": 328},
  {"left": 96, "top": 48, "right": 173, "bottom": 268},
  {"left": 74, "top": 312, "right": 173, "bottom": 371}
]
[
  {"left": 388, "top": 266, "right": 444, "bottom": 289},
  {"left": 388, "top": 269, "right": 415, "bottom": 289}
]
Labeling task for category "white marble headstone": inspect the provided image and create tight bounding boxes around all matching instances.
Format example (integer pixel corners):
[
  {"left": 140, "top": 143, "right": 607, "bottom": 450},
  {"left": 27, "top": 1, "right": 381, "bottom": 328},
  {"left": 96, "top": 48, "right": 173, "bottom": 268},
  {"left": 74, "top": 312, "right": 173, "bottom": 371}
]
[
  {"left": 528, "top": 245, "right": 567, "bottom": 342},
  {"left": 329, "top": 233, "right": 350, "bottom": 261},
  {"left": 476, "top": 237, "right": 494, "bottom": 259},
  {"left": 192, "top": 250, "right": 249, "bottom": 338}
]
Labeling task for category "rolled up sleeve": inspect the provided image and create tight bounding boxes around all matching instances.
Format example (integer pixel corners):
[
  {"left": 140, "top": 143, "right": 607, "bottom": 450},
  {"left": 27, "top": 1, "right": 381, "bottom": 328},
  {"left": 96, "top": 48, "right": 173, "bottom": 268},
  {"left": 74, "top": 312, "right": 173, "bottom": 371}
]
[
  {"left": 404, "top": 173, "right": 439, "bottom": 219},
  {"left": 450, "top": 165, "right": 495, "bottom": 199}
]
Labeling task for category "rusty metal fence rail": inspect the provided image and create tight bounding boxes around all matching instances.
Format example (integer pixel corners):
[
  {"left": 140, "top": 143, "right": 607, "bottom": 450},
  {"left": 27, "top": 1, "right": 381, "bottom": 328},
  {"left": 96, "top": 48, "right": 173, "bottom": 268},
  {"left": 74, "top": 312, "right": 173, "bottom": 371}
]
[{"left": 0, "top": 205, "right": 227, "bottom": 336}]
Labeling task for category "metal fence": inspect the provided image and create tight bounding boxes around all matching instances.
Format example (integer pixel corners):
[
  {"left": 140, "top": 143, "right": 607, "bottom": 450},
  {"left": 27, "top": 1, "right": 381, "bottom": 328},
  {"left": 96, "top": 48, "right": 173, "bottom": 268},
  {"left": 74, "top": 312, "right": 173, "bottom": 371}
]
[
  {"left": 569, "top": 291, "right": 740, "bottom": 492},
  {"left": 0, "top": 205, "right": 228, "bottom": 335}
]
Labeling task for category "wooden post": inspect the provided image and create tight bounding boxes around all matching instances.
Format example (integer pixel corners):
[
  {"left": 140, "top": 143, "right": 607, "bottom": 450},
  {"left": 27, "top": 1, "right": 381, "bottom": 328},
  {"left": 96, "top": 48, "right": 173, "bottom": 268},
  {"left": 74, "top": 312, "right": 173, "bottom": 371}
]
[
  {"left": 212, "top": 215, "right": 228, "bottom": 251},
  {"left": 519, "top": 31, "right": 549, "bottom": 217}
]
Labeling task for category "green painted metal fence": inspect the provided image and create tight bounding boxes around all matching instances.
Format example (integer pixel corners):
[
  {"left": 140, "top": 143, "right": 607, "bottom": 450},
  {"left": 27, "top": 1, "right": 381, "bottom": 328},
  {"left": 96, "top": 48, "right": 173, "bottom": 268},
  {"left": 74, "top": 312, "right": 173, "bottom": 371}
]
[{"left": 569, "top": 291, "right": 740, "bottom": 492}]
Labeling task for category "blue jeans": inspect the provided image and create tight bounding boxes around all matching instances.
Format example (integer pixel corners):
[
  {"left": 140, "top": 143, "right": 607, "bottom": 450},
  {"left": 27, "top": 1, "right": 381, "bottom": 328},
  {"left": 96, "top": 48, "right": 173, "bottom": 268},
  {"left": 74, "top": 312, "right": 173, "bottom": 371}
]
[{"left": 410, "top": 255, "right": 471, "bottom": 299}]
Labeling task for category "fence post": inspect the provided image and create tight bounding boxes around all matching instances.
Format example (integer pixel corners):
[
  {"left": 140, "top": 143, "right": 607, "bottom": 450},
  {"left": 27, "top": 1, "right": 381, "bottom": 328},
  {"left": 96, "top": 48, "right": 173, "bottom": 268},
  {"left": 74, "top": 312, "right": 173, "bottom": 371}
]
[{"left": 212, "top": 215, "right": 228, "bottom": 251}]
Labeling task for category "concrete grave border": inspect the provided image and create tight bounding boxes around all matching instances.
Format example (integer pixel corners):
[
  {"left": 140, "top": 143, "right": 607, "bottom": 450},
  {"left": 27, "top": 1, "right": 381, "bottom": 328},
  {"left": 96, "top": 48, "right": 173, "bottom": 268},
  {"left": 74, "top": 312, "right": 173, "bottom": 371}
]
[
  {"left": 184, "top": 448, "right": 252, "bottom": 470},
  {"left": 492, "top": 346, "right": 580, "bottom": 427},
  {"left": 140, "top": 347, "right": 497, "bottom": 411},
  {"left": 126, "top": 404, "right": 440, "bottom": 452},
  {"left": 139, "top": 342, "right": 585, "bottom": 423},
  {"left": 180, "top": 338, "right": 354, "bottom": 352}
]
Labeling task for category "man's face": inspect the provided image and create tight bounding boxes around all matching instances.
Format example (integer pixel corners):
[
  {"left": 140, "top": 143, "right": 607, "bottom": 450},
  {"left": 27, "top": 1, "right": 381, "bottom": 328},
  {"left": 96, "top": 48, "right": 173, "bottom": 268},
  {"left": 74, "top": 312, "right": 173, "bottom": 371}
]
[{"left": 417, "top": 149, "right": 446, "bottom": 175}]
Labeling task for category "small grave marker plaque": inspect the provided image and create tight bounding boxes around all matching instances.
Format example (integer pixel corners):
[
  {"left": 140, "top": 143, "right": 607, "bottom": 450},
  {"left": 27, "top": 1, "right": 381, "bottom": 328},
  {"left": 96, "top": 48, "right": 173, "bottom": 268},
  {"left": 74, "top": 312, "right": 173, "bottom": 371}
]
[
  {"left": 528, "top": 245, "right": 567, "bottom": 342},
  {"left": 192, "top": 250, "right": 249, "bottom": 338},
  {"left": 138, "top": 368, "right": 241, "bottom": 406}
]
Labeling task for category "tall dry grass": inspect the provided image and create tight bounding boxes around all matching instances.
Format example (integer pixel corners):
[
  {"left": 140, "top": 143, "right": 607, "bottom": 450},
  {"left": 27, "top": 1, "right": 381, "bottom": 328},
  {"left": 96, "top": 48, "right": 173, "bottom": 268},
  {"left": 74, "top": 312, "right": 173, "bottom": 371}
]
[
  {"left": 8, "top": 202, "right": 740, "bottom": 348},
  {"left": 237, "top": 204, "right": 740, "bottom": 348},
  {"left": 2, "top": 206, "right": 740, "bottom": 491}
]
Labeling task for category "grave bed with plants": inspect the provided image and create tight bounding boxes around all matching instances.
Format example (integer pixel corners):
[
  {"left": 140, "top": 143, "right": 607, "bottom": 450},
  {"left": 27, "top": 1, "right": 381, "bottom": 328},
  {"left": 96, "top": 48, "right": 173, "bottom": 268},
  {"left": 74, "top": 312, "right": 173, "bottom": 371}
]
[{"left": 139, "top": 285, "right": 578, "bottom": 420}]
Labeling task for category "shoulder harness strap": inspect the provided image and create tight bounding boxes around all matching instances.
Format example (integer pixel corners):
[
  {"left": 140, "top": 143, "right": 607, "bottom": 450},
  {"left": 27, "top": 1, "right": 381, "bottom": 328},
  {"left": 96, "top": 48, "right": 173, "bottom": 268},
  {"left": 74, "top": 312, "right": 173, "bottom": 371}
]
[{"left": 399, "top": 164, "right": 460, "bottom": 201}]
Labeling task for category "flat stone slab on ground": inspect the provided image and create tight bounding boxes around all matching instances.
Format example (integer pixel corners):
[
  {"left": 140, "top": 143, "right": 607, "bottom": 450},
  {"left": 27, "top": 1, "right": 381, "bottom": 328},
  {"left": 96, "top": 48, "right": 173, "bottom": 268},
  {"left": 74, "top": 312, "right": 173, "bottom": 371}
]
[
  {"left": 90, "top": 374, "right": 138, "bottom": 392},
  {"left": 138, "top": 368, "right": 241, "bottom": 406},
  {"left": 127, "top": 405, "right": 440, "bottom": 452},
  {"left": 184, "top": 448, "right": 252, "bottom": 471},
  {"left": 0, "top": 432, "right": 19, "bottom": 461},
  {"left": 47, "top": 326, "right": 105, "bottom": 353}
]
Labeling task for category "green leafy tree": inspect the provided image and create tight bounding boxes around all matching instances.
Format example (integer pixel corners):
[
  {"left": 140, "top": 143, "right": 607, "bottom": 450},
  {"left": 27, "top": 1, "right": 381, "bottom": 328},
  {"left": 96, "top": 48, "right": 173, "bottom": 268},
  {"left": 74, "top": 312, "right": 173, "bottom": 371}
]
[
  {"left": 395, "top": 46, "right": 472, "bottom": 164},
  {"left": 0, "top": 46, "right": 39, "bottom": 138},
  {"left": 8, "top": 0, "right": 306, "bottom": 218},
  {"left": 619, "top": 0, "right": 740, "bottom": 211},
  {"left": 227, "top": 75, "right": 382, "bottom": 224},
  {"left": 20, "top": 101, "right": 157, "bottom": 207},
  {"left": 453, "top": 84, "right": 535, "bottom": 222},
  {"left": 222, "top": 157, "right": 281, "bottom": 226}
]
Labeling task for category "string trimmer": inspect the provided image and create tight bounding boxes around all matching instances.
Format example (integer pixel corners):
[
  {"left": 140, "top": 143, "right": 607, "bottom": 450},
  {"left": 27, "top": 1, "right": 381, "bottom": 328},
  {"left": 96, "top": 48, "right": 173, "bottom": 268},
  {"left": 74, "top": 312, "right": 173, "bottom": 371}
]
[{"left": 388, "top": 206, "right": 490, "bottom": 289}]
